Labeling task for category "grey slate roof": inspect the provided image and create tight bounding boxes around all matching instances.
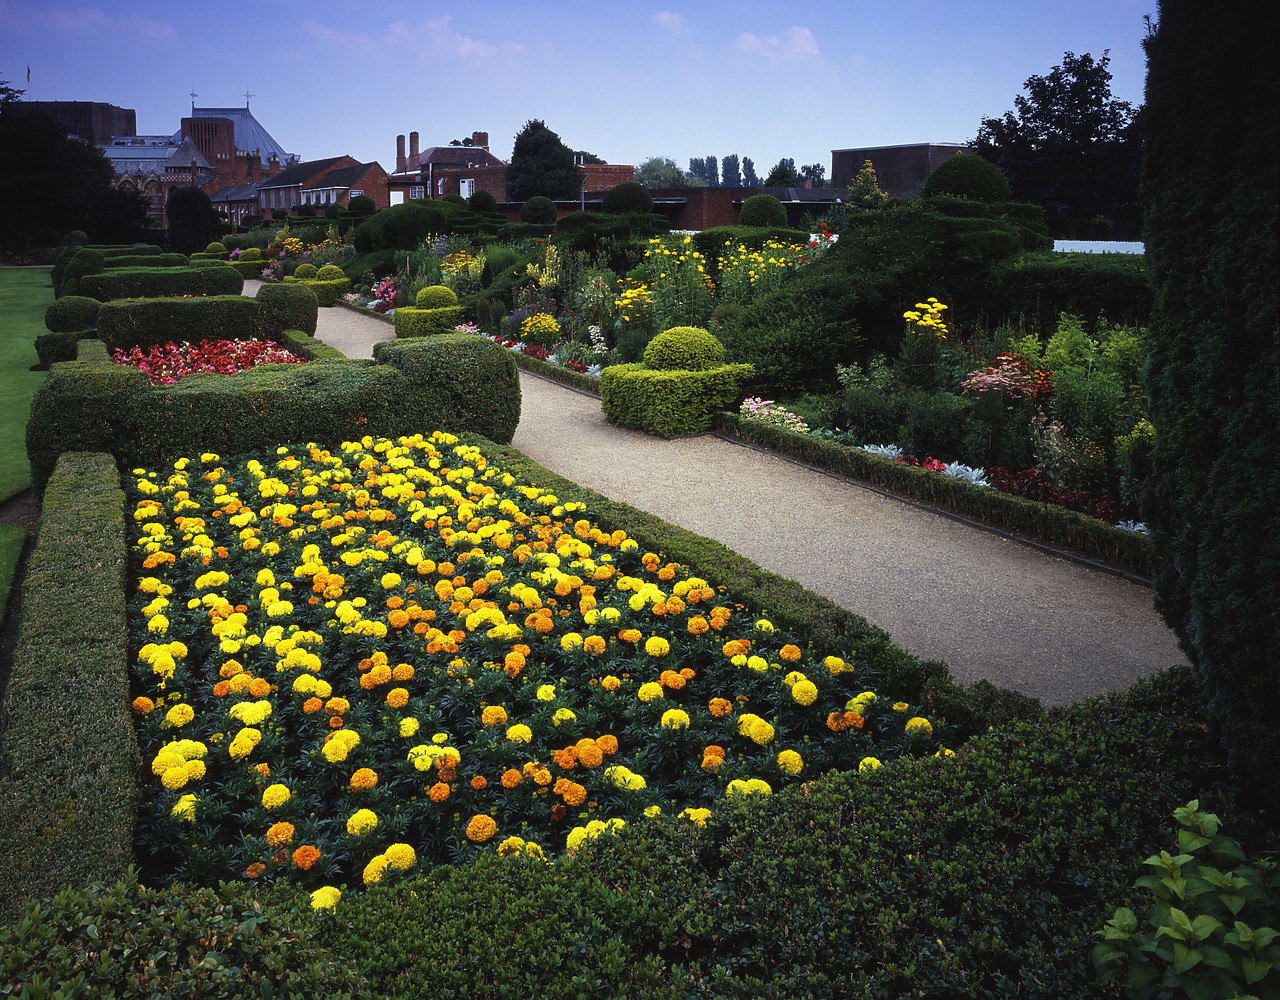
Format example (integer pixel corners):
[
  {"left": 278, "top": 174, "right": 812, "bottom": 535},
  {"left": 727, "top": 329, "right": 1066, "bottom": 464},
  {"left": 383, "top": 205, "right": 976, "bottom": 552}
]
[
  {"left": 257, "top": 157, "right": 347, "bottom": 190},
  {"left": 314, "top": 162, "right": 375, "bottom": 189},
  {"left": 209, "top": 182, "right": 259, "bottom": 203},
  {"left": 179, "top": 105, "right": 295, "bottom": 165},
  {"left": 101, "top": 136, "right": 212, "bottom": 176}
]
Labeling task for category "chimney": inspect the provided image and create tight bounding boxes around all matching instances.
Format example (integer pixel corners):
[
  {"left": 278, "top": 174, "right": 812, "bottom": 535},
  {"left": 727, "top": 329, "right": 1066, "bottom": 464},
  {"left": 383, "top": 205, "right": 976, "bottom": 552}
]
[
  {"left": 396, "top": 134, "right": 406, "bottom": 173},
  {"left": 472, "top": 131, "right": 489, "bottom": 150},
  {"left": 409, "top": 131, "right": 419, "bottom": 165}
]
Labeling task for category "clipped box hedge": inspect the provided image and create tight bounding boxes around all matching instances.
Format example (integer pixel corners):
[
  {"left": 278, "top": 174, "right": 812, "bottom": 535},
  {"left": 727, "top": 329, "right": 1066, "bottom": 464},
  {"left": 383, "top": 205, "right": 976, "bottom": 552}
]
[
  {"left": 27, "top": 334, "right": 520, "bottom": 496},
  {"left": 600, "top": 362, "right": 753, "bottom": 437},
  {"left": 102, "top": 253, "right": 188, "bottom": 269},
  {"left": 392, "top": 305, "right": 466, "bottom": 337},
  {"left": 0, "top": 452, "right": 137, "bottom": 926},
  {"left": 257, "top": 282, "right": 318, "bottom": 337},
  {"left": 282, "top": 276, "right": 350, "bottom": 306},
  {"left": 80, "top": 265, "right": 244, "bottom": 301},
  {"left": 96, "top": 295, "right": 264, "bottom": 351},
  {"left": 989, "top": 251, "right": 1153, "bottom": 331}
]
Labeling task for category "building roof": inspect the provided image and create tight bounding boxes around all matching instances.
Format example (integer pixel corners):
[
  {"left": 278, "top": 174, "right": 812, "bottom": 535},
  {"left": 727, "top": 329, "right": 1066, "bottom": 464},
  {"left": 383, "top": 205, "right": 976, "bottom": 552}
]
[
  {"left": 257, "top": 156, "right": 349, "bottom": 190},
  {"left": 209, "top": 182, "right": 259, "bottom": 203},
  {"left": 100, "top": 137, "right": 212, "bottom": 176},
  {"left": 181, "top": 104, "right": 295, "bottom": 165},
  {"left": 312, "top": 162, "right": 378, "bottom": 190}
]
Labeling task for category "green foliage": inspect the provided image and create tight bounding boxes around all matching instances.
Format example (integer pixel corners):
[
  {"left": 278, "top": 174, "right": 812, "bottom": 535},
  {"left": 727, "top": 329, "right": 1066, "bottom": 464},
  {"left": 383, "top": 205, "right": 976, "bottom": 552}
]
[
  {"left": 1140, "top": 1, "right": 1280, "bottom": 810},
  {"left": 164, "top": 186, "right": 213, "bottom": 254},
  {"left": 416, "top": 285, "right": 459, "bottom": 309},
  {"left": 95, "top": 296, "right": 262, "bottom": 352},
  {"left": 0, "top": 872, "right": 361, "bottom": 998},
  {"left": 738, "top": 193, "right": 787, "bottom": 228},
  {"left": 922, "top": 152, "right": 1014, "bottom": 202},
  {"left": 989, "top": 251, "right": 1152, "bottom": 332},
  {"left": 352, "top": 202, "right": 446, "bottom": 254},
  {"left": 642, "top": 325, "right": 726, "bottom": 371},
  {"left": 763, "top": 157, "right": 801, "bottom": 187},
  {"left": 602, "top": 181, "right": 653, "bottom": 215},
  {"left": 1094, "top": 800, "right": 1280, "bottom": 1000},
  {"left": 600, "top": 362, "right": 753, "bottom": 437},
  {"left": 293, "top": 262, "right": 318, "bottom": 280},
  {"left": 392, "top": 304, "right": 466, "bottom": 337},
  {"left": 467, "top": 189, "right": 498, "bottom": 214},
  {"left": 506, "top": 119, "right": 580, "bottom": 201},
  {"left": 102, "top": 253, "right": 188, "bottom": 269},
  {"left": 847, "top": 159, "right": 888, "bottom": 209},
  {"left": 56, "top": 249, "right": 104, "bottom": 298},
  {"left": 256, "top": 283, "right": 318, "bottom": 338},
  {"left": 348, "top": 194, "right": 376, "bottom": 214},
  {"left": 519, "top": 195, "right": 558, "bottom": 225},
  {"left": 43, "top": 296, "right": 99, "bottom": 334},
  {"left": 316, "top": 264, "right": 345, "bottom": 281},
  {"left": 0, "top": 454, "right": 136, "bottom": 926},
  {"left": 79, "top": 265, "right": 243, "bottom": 302},
  {"left": 898, "top": 389, "right": 971, "bottom": 458}
]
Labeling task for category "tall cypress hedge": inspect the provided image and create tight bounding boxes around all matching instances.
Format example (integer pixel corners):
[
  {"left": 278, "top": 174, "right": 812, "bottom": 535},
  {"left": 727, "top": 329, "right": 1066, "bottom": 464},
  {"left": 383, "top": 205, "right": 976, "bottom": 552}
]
[{"left": 1140, "top": 0, "right": 1280, "bottom": 808}]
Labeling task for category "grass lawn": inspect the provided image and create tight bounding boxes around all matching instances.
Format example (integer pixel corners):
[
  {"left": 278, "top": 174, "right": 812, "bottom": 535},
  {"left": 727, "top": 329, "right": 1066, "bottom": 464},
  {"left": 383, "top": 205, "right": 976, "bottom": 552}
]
[{"left": 0, "top": 268, "right": 51, "bottom": 502}]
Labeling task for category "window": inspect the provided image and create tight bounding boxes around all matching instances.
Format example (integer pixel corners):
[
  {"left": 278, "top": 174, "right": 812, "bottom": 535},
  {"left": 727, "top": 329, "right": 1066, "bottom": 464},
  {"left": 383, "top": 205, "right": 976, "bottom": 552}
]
[
  {"left": 409, "top": 185, "right": 424, "bottom": 200},
  {"left": 459, "top": 178, "right": 475, "bottom": 198}
]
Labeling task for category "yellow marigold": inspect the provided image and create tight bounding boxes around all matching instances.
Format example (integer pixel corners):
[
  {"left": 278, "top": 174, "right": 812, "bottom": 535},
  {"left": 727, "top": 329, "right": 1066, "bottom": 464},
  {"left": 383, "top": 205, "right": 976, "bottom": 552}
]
[
  {"left": 170, "top": 793, "right": 197, "bottom": 821},
  {"left": 644, "top": 636, "right": 670, "bottom": 657},
  {"left": 660, "top": 708, "right": 690, "bottom": 729},
  {"left": 905, "top": 716, "right": 933, "bottom": 736},
  {"left": 261, "top": 783, "right": 291, "bottom": 809},
  {"left": 637, "top": 682, "right": 664, "bottom": 702},
  {"left": 481, "top": 705, "right": 508, "bottom": 726},
  {"left": 346, "top": 808, "right": 378, "bottom": 836},
  {"left": 532, "top": 766, "right": 553, "bottom": 787},
  {"left": 161, "top": 765, "right": 189, "bottom": 790},
  {"left": 506, "top": 724, "right": 533, "bottom": 743},
  {"left": 363, "top": 854, "right": 389, "bottom": 885},
  {"left": 791, "top": 679, "right": 819, "bottom": 706},
  {"left": 310, "top": 885, "right": 340, "bottom": 910},
  {"left": 266, "top": 821, "right": 295, "bottom": 847},
  {"left": 385, "top": 842, "right": 416, "bottom": 870},
  {"left": 727, "top": 778, "right": 772, "bottom": 797},
  {"left": 466, "top": 813, "right": 497, "bottom": 843},
  {"left": 536, "top": 683, "right": 556, "bottom": 702},
  {"left": 601, "top": 675, "right": 621, "bottom": 691},
  {"left": 349, "top": 767, "right": 378, "bottom": 790},
  {"left": 497, "top": 835, "right": 528, "bottom": 858},
  {"left": 777, "top": 749, "right": 804, "bottom": 775},
  {"left": 859, "top": 756, "right": 882, "bottom": 773},
  {"left": 892, "top": 701, "right": 909, "bottom": 712},
  {"left": 386, "top": 687, "right": 409, "bottom": 709},
  {"left": 679, "top": 807, "right": 712, "bottom": 827},
  {"left": 399, "top": 717, "right": 420, "bottom": 737},
  {"left": 164, "top": 703, "right": 195, "bottom": 728}
]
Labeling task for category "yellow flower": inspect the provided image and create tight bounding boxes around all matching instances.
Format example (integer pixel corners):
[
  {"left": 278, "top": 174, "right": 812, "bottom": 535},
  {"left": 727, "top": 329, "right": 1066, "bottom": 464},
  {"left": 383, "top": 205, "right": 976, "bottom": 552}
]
[
  {"left": 679, "top": 807, "right": 712, "bottom": 827},
  {"left": 660, "top": 708, "right": 690, "bottom": 729},
  {"left": 170, "top": 794, "right": 198, "bottom": 821},
  {"left": 385, "top": 842, "right": 416, "bottom": 870},
  {"left": 363, "top": 854, "right": 389, "bottom": 884},
  {"left": 310, "top": 886, "right": 341, "bottom": 911},
  {"left": 261, "top": 783, "right": 291, "bottom": 809},
  {"left": 644, "top": 636, "right": 670, "bottom": 657},
  {"left": 346, "top": 808, "right": 378, "bottom": 836},
  {"left": 777, "top": 750, "right": 804, "bottom": 775},
  {"left": 906, "top": 716, "right": 933, "bottom": 736},
  {"left": 506, "top": 724, "right": 533, "bottom": 743},
  {"left": 859, "top": 756, "right": 882, "bottom": 773},
  {"left": 466, "top": 813, "right": 498, "bottom": 843},
  {"left": 791, "top": 680, "right": 819, "bottom": 706},
  {"left": 164, "top": 703, "right": 195, "bottom": 728},
  {"left": 536, "top": 684, "right": 556, "bottom": 702},
  {"left": 637, "top": 682, "right": 664, "bottom": 702}
]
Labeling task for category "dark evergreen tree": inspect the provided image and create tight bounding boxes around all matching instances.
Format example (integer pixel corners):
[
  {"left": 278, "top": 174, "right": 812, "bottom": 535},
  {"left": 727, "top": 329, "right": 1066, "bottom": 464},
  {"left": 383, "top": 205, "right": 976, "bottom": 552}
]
[
  {"left": 721, "top": 153, "right": 742, "bottom": 187},
  {"left": 972, "top": 50, "right": 1143, "bottom": 238},
  {"left": 799, "top": 162, "right": 826, "bottom": 187},
  {"left": 505, "top": 119, "right": 579, "bottom": 201},
  {"left": 763, "top": 157, "right": 800, "bottom": 187},
  {"left": 164, "top": 186, "right": 213, "bottom": 253},
  {"left": 1140, "top": 1, "right": 1280, "bottom": 808},
  {"left": 741, "top": 157, "right": 760, "bottom": 188}
]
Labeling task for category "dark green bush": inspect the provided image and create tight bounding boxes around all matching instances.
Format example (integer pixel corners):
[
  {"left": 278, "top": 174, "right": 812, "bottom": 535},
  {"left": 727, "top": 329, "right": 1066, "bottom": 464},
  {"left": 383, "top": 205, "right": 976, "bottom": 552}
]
[
  {"left": 520, "top": 196, "right": 558, "bottom": 225},
  {"left": 602, "top": 181, "right": 653, "bottom": 215},
  {"left": 0, "top": 453, "right": 136, "bottom": 926},
  {"left": 102, "top": 253, "right": 188, "bottom": 269},
  {"left": 989, "top": 252, "right": 1153, "bottom": 333},
  {"left": 550, "top": 212, "right": 665, "bottom": 272},
  {"left": 843, "top": 384, "right": 905, "bottom": 443},
  {"left": 95, "top": 295, "right": 262, "bottom": 351},
  {"left": 43, "top": 296, "right": 100, "bottom": 333},
  {"left": 57, "top": 248, "right": 105, "bottom": 297},
  {"left": 293, "top": 262, "right": 318, "bottom": 280},
  {"left": 257, "top": 282, "right": 319, "bottom": 337},
  {"left": 899, "top": 389, "right": 971, "bottom": 459},
  {"left": 642, "top": 325, "right": 725, "bottom": 371},
  {"left": 600, "top": 362, "right": 753, "bottom": 437},
  {"left": 34, "top": 330, "right": 90, "bottom": 369},
  {"left": 79, "top": 265, "right": 244, "bottom": 301},
  {"left": 922, "top": 151, "right": 1014, "bottom": 202},
  {"left": 316, "top": 264, "right": 345, "bottom": 281},
  {"left": 348, "top": 194, "right": 376, "bottom": 214},
  {"left": 352, "top": 202, "right": 446, "bottom": 254},
  {"left": 59, "top": 230, "right": 88, "bottom": 246},
  {"left": 165, "top": 185, "right": 213, "bottom": 254},
  {"left": 738, "top": 193, "right": 787, "bottom": 227},
  {"left": 467, "top": 190, "right": 498, "bottom": 214}
]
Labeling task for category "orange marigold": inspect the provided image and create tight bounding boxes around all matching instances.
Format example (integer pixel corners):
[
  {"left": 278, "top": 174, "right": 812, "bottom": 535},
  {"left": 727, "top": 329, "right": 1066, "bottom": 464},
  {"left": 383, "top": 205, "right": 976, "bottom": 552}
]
[
  {"left": 583, "top": 635, "right": 607, "bottom": 655},
  {"left": 211, "top": 681, "right": 231, "bottom": 697},
  {"left": 388, "top": 609, "right": 410, "bottom": 629},
  {"left": 553, "top": 746, "right": 578, "bottom": 769},
  {"left": 779, "top": 644, "right": 802, "bottom": 661},
  {"left": 349, "top": 767, "right": 378, "bottom": 790},
  {"left": 561, "top": 781, "right": 587, "bottom": 807},
  {"left": 596, "top": 734, "right": 619, "bottom": 756},
  {"left": 466, "top": 814, "right": 497, "bottom": 843},
  {"left": 131, "top": 696, "right": 155, "bottom": 715},
  {"left": 471, "top": 774, "right": 488, "bottom": 791},
  {"left": 249, "top": 677, "right": 272, "bottom": 698},
  {"left": 291, "top": 845, "right": 320, "bottom": 870},
  {"left": 386, "top": 687, "right": 409, "bottom": 709},
  {"left": 392, "top": 662, "right": 414, "bottom": 682},
  {"left": 708, "top": 697, "right": 732, "bottom": 718},
  {"left": 429, "top": 782, "right": 451, "bottom": 803},
  {"left": 266, "top": 821, "right": 295, "bottom": 847},
  {"left": 245, "top": 862, "right": 266, "bottom": 879},
  {"left": 687, "top": 616, "right": 709, "bottom": 635},
  {"left": 826, "top": 711, "right": 849, "bottom": 733},
  {"left": 303, "top": 697, "right": 322, "bottom": 714},
  {"left": 501, "top": 768, "right": 522, "bottom": 789},
  {"left": 618, "top": 628, "right": 641, "bottom": 644}
]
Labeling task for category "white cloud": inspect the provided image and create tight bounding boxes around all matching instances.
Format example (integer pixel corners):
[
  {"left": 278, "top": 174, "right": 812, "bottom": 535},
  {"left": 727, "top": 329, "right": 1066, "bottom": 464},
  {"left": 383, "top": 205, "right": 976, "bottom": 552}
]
[
  {"left": 0, "top": 2, "right": 174, "bottom": 40},
  {"left": 653, "top": 11, "right": 686, "bottom": 35},
  {"left": 305, "top": 14, "right": 522, "bottom": 62},
  {"left": 734, "top": 25, "right": 820, "bottom": 63}
]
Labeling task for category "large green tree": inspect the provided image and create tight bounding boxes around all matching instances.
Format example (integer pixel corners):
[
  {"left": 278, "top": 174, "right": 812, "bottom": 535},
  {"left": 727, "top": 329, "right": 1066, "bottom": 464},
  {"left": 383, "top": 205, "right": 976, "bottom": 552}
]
[
  {"left": 763, "top": 157, "right": 800, "bottom": 187},
  {"left": 504, "top": 119, "right": 580, "bottom": 202},
  {"left": 972, "top": 50, "right": 1143, "bottom": 238},
  {"left": 1140, "top": 2, "right": 1279, "bottom": 808},
  {"left": 634, "top": 156, "right": 693, "bottom": 189}
]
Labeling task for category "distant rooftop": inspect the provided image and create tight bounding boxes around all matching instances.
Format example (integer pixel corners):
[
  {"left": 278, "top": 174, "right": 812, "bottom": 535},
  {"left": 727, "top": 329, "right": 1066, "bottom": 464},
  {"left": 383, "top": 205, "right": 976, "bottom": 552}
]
[{"left": 179, "top": 103, "right": 295, "bottom": 166}]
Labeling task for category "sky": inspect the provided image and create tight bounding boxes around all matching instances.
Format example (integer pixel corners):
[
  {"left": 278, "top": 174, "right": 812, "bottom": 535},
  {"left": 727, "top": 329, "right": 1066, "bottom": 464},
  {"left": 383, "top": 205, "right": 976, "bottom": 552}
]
[{"left": 1, "top": 0, "right": 1154, "bottom": 179}]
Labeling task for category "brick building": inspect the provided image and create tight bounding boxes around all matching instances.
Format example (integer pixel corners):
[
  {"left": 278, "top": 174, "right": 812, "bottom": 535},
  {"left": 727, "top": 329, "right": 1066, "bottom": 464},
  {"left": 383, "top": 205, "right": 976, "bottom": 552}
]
[
  {"left": 830, "top": 142, "right": 970, "bottom": 196},
  {"left": 9, "top": 100, "right": 136, "bottom": 144},
  {"left": 254, "top": 156, "right": 389, "bottom": 217}
]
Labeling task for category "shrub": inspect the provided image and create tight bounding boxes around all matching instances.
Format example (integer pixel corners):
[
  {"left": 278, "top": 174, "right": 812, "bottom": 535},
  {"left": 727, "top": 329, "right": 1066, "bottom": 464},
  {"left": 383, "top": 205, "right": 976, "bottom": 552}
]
[
  {"left": 204, "top": 241, "right": 227, "bottom": 254},
  {"left": 643, "top": 325, "right": 726, "bottom": 371},
  {"left": 59, "top": 230, "right": 88, "bottom": 246},
  {"left": 165, "top": 186, "right": 213, "bottom": 254},
  {"left": 316, "top": 264, "right": 345, "bottom": 281},
  {"left": 416, "top": 285, "right": 458, "bottom": 309},
  {"left": 899, "top": 390, "right": 971, "bottom": 460},
  {"left": 352, "top": 202, "right": 446, "bottom": 254},
  {"left": 922, "top": 152, "right": 1014, "bottom": 202},
  {"left": 520, "top": 196, "right": 558, "bottom": 225},
  {"left": 393, "top": 304, "right": 466, "bottom": 338},
  {"left": 257, "top": 282, "right": 319, "bottom": 337},
  {"left": 43, "top": 295, "right": 100, "bottom": 333},
  {"left": 348, "top": 194, "right": 376, "bottom": 214},
  {"left": 79, "top": 265, "right": 244, "bottom": 301},
  {"left": 294, "top": 262, "right": 318, "bottom": 280},
  {"left": 95, "top": 295, "right": 263, "bottom": 351},
  {"left": 600, "top": 361, "right": 753, "bottom": 437},
  {"left": 738, "top": 193, "right": 787, "bottom": 227},
  {"left": 239, "top": 246, "right": 264, "bottom": 262},
  {"left": 467, "top": 189, "right": 498, "bottom": 213},
  {"left": 602, "top": 181, "right": 653, "bottom": 215},
  {"left": 989, "top": 252, "right": 1152, "bottom": 332},
  {"left": 57, "top": 248, "right": 104, "bottom": 297}
]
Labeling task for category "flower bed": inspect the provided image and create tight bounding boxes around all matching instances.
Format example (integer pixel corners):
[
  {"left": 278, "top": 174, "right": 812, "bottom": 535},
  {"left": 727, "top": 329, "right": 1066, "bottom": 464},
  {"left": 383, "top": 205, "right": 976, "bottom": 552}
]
[
  {"left": 111, "top": 338, "right": 307, "bottom": 385},
  {"left": 127, "top": 431, "right": 948, "bottom": 901}
]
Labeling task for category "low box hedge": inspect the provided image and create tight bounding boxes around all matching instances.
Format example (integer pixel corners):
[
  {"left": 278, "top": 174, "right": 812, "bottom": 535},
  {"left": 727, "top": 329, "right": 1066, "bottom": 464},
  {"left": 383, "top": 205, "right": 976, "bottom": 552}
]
[
  {"left": 26, "top": 334, "right": 520, "bottom": 496},
  {"left": 33, "top": 329, "right": 90, "bottom": 369},
  {"left": 257, "top": 282, "right": 319, "bottom": 337},
  {"left": 80, "top": 265, "right": 244, "bottom": 301},
  {"left": 96, "top": 295, "right": 264, "bottom": 351},
  {"left": 0, "top": 452, "right": 136, "bottom": 927},
  {"left": 283, "top": 276, "right": 350, "bottom": 307},
  {"left": 600, "top": 362, "right": 753, "bottom": 437},
  {"left": 392, "top": 304, "right": 465, "bottom": 337},
  {"left": 102, "top": 253, "right": 188, "bottom": 269},
  {"left": 228, "top": 258, "right": 269, "bottom": 278}
]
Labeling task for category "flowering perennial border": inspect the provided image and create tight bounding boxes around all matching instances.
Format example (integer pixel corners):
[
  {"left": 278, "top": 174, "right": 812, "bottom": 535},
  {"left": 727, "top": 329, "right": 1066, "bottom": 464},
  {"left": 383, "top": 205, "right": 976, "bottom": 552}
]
[{"left": 127, "top": 432, "right": 947, "bottom": 906}]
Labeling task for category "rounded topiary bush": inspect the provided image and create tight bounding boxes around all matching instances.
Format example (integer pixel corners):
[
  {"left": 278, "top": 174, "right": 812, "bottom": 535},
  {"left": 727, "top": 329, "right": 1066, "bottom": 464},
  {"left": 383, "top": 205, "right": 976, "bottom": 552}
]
[
  {"left": 44, "top": 295, "right": 101, "bottom": 333},
  {"left": 59, "top": 248, "right": 105, "bottom": 297},
  {"left": 442, "top": 193, "right": 468, "bottom": 208},
  {"left": 520, "top": 196, "right": 558, "bottom": 225},
  {"left": 602, "top": 181, "right": 653, "bottom": 215},
  {"left": 921, "top": 152, "right": 1013, "bottom": 203},
  {"left": 316, "top": 264, "right": 345, "bottom": 281},
  {"left": 468, "top": 190, "right": 498, "bottom": 214},
  {"left": 738, "top": 193, "right": 787, "bottom": 228},
  {"left": 59, "top": 230, "right": 88, "bottom": 246},
  {"left": 297, "top": 203, "right": 318, "bottom": 217},
  {"left": 416, "top": 285, "right": 459, "bottom": 309},
  {"left": 348, "top": 194, "right": 376, "bottom": 214},
  {"left": 239, "top": 247, "right": 263, "bottom": 262},
  {"left": 643, "top": 325, "right": 727, "bottom": 371},
  {"left": 293, "top": 263, "right": 318, "bottom": 280},
  {"left": 257, "top": 282, "right": 319, "bottom": 337},
  {"left": 205, "top": 241, "right": 227, "bottom": 254}
]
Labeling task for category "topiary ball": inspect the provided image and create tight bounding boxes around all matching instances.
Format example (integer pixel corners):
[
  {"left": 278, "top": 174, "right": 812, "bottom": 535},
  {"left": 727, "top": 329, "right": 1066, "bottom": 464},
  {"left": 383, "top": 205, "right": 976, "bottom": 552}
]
[
  {"left": 239, "top": 247, "right": 263, "bottom": 261},
  {"left": 921, "top": 152, "right": 1013, "bottom": 203},
  {"left": 44, "top": 295, "right": 101, "bottom": 333},
  {"left": 205, "top": 241, "right": 227, "bottom": 254},
  {"left": 468, "top": 190, "right": 498, "bottom": 214},
  {"left": 59, "top": 230, "right": 88, "bottom": 246},
  {"left": 602, "top": 182, "right": 653, "bottom": 215},
  {"left": 316, "top": 264, "right": 346, "bottom": 281},
  {"left": 293, "top": 263, "right": 318, "bottom": 280},
  {"left": 738, "top": 194, "right": 787, "bottom": 228},
  {"left": 347, "top": 195, "right": 376, "bottom": 214},
  {"left": 520, "top": 196, "right": 558, "bottom": 225},
  {"left": 416, "top": 285, "right": 459, "bottom": 309},
  {"left": 643, "top": 326, "right": 726, "bottom": 371}
]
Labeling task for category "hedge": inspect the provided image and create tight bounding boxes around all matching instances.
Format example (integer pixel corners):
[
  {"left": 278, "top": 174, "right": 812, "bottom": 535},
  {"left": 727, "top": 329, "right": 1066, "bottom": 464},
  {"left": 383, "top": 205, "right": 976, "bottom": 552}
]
[
  {"left": 27, "top": 335, "right": 520, "bottom": 496},
  {"left": 80, "top": 265, "right": 244, "bottom": 302},
  {"left": 392, "top": 305, "right": 466, "bottom": 337},
  {"left": 102, "top": 253, "right": 188, "bottom": 269},
  {"left": 257, "top": 282, "right": 319, "bottom": 338},
  {"left": 282, "top": 276, "right": 351, "bottom": 307},
  {"left": 600, "top": 362, "right": 753, "bottom": 437},
  {"left": 988, "top": 251, "right": 1153, "bottom": 333},
  {"left": 95, "top": 295, "right": 264, "bottom": 351},
  {"left": 0, "top": 452, "right": 137, "bottom": 926}
]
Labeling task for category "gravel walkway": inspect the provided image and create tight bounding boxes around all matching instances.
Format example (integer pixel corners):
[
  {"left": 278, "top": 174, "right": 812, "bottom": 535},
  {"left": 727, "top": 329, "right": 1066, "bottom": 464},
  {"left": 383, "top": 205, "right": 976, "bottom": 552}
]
[{"left": 258, "top": 284, "right": 1189, "bottom": 707}]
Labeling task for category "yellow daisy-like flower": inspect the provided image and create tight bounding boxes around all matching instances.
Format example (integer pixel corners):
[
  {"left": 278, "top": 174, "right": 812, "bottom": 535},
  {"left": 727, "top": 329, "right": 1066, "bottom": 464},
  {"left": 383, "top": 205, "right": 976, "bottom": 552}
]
[
  {"left": 399, "top": 717, "right": 420, "bottom": 737},
  {"left": 679, "top": 807, "right": 712, "bottom": 827},
  {"left": 164, "top": 703, "right": 195, "bottom": 728},
  {"left": 385, "top": 842, "right": 416, "bottom": 870},
  {"left": 363, "top": 854, "right": 389, "bottom": 885},
  {"left": 726, "top": 778, "right": 772, "bottom": 797},
  {"left": 536, "top": 684, "right": 556, "bottom": 702}
]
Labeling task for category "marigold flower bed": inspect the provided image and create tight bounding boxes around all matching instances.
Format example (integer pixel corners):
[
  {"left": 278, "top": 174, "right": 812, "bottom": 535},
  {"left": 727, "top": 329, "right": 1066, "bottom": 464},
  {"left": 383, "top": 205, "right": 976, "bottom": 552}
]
[
  {"left": 127, "top": 432, "right": 946, "bottom": 904},
  {"left": 112, "top": 337, "right": 306, "bottom": 385}
]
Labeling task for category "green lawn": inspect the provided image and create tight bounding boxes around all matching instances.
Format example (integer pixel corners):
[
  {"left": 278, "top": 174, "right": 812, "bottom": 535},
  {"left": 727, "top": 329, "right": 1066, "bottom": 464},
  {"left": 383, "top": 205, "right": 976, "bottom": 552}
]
[{"left": 0, "top": 267, "right": 51, "bottom": 502}]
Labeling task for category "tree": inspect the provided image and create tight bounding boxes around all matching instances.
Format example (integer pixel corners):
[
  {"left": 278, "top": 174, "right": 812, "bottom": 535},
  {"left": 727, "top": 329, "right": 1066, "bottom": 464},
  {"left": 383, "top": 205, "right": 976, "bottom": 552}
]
[
  {"left": 763, "top": 157, "right": 800, "bottom": 187},
  {"left": 1140, "top": 2, "right": 1279, "bottom": 809},
  {"left": 85, "top": 186, "right": 151, "bottom": 244},
  {"left": 742, "top": 157, "right": 760, "bottom": 188},
  {"left": 920, "top": 152, "right": 1012, "bottom": 202},
  {"left": 721, "top": 154, "right": 742, "bottom": 188},
  {"left": 165, "top": 185, "right": 213, "bottom": 253},
  {"left": 574, "top": 150, "right": 605, "bottom": 164},
  {"left": 972, "top": 50, "right": 1143, "bottom": 237},
  {"left": 634, "top": 156, "right": 690, "bottom": 189},
  {"left": 688, "top": 155, "right": 719, "bottom": 187},
  {"left": 505, "top": 119, "right": 580, "bottom": 202},
  {"left": 799, "top": 162, "right": 826, "bottom": 187},
  {"left": 1, "top": 75, "right": 24, "bottom": 106},
  {"left": 846, "top": 159, "right": 887, "bottom": 209}
]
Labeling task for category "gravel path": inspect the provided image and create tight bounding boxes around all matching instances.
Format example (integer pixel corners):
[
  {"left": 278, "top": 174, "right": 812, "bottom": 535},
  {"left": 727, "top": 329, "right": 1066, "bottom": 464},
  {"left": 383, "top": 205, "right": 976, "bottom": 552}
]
[{"left": 261, "top": 285, "right": 1189, "bottom": 707}]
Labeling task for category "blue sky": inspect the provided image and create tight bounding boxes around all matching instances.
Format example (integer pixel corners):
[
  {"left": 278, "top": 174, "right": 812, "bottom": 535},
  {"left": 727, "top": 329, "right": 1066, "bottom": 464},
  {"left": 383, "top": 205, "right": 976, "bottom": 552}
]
[{"left": 2, "top": 1, "right": 1154, "bottom": 179}]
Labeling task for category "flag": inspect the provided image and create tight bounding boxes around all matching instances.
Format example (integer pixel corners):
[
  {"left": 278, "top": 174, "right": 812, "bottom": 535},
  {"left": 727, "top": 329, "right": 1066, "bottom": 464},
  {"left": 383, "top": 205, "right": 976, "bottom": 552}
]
[{"left": 27, "top": 65, "right": 31, "bottom": 82}]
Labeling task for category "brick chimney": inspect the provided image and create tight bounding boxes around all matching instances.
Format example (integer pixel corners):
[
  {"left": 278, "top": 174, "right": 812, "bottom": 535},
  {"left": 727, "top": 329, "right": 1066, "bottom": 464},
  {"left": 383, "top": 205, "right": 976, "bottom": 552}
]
[
  {"left": 472, "top": 131, "right": 489, "bottom": 150},
  {"left": 409, "top": 131, "right": 419, "bottom": 166},
  {"left": 396, "top": 134, "right": 406, "bottom": 173}
]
